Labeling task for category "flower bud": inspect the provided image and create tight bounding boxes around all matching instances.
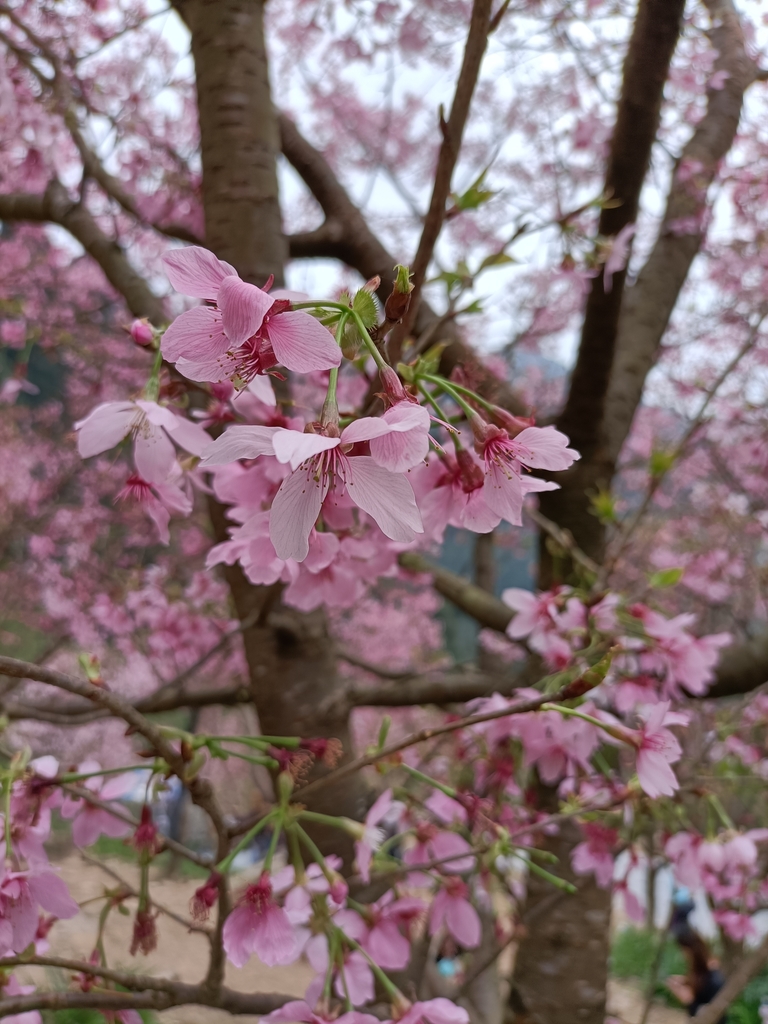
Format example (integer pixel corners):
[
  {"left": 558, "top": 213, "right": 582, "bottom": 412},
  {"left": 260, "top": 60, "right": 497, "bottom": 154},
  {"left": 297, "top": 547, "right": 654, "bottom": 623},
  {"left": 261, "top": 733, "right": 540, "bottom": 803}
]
[
  {"left": 384, "top": 265, "right": 414, "bottom": 323},
  {"left": 379, "top": 366, "right": 408, "bottom": 403},
  {"left": 489, "top": 406, "right": 535, "bottom": 437},
  {"left": 129, "top": 319, "right": 154, "bottom": 347},
  {"left": 455, "top": 448, "right": 485, "bottom": 493},
  {"left": 190, "top": 872, "right": 222, "bottom": 921}
]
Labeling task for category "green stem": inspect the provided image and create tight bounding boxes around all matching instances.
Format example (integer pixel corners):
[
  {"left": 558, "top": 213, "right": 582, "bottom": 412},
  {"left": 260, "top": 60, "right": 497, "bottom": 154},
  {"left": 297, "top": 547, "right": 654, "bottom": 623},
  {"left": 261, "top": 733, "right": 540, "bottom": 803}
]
[
  {"left": 439, "top": 378, "right": 498, "bottom": 414},
  {"left": 216, "top": 812, "right": 275, "bottom": 874},
  {"left": 59, "top": 764, "right": 154, "bottom": 784},
  {"left": 321, "top": 367, "right": 340, "bottom": 428},
  {"left": 295, "top": 824, "right": 336, "bottom": 884},
  {"left": 297, "top": 809, "right": 351, "bottom": 830},
  {"left": 222, "top": 749, "right": 279, "bottom": 769},
  {"left": 419, "top": 373, "right": 480, "bottom": 420},
  {"left": 264, "top": 819, "right": 282, "bottom": 873},
  {"left": 401, "top": 764, "right": 458, "bottom": 799},
  {"left": 539, "top": 702, "right": 633, "bottom": 745}
]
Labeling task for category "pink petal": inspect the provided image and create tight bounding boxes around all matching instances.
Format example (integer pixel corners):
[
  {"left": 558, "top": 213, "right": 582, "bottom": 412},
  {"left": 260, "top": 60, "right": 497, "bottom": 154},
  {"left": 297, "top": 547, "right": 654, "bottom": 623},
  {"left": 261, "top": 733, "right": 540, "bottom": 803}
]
[
  {"left": 444, "top": 896, "right": 481, "bottom": 949},
  {"left": 162, "top": 246, "right": 236, "bottom": 298},
  {"left": 247, "top": 375, "right": 277, "bottom": 406},
  {"left": 482, "top": 462, "right": 523, "bottom": 525},
  {"left": 223, "top": 905, "right": 256, "bottom": 968},
  {"left": 164, "top": 415, "right": 211, "bottom": 456},
  {"left": 339, "top": 417, "right": 392, "bottom": 445},
  {"left": 252, "top": 904, "right": 299, "bottom": 967},
  {"left": 636, "top": 750, "right": 679, "bottom": 798},
  {"left": 133, "top": 428, "right": 176, "bottom": 484},
  {"left": 345, "top": 456, "right": 423, "bottom": 542},
  {"left": 366, "top": 920, "right": 410, "bottom": 970},
  {"left": 263, "top": 1001, "right": 315, "bottom": 1024},
  {"left": 458, "top": 488, "right": 501, "bottom": 533},
  {"left": 430, "top": 832, "right": 475, "bottom": 873},
  {"left": 270, "top": 465, "right": 329, "bottom": 561},
  {"left": 76, "top": 402, "right": 136, "bottom": 458},
  {"left": 28, "top": 873, "right": 78, "bottom": 919},
  {"left": 161, "top": 306, "right": 229, "bottom": 362},
  {"left": 369, "top": 405, "right": 430, "bottom": 473},
  {"left": 520, "top": 475, "right": 560, "bottom": 494},
  {"left": 218, "top": 276, "right": 273, "bottom": 345},
  {"left": 336, "top": 951, "right": 374, "bottom": 1006},
  {"left": 272, "top": 429, "right": 340, "bottom": 470},
  {"left": 266, "top": 310, "right": 341, "bottom": 372},
  {"left": 366, "top": 788, "right": 394, "bottom": 828},
  {"left": 513, "top": 426, "right": 579, "bottom": 471},
  {"left": 200, "top": 426, "right": 280, "bottom": 465}
]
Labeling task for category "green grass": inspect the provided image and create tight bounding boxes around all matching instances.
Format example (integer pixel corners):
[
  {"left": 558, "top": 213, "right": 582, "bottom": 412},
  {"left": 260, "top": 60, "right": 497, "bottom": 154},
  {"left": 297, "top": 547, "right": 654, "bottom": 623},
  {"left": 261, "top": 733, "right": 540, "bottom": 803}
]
[
  {"left": 45, "top": 1011, "right": 157, "bottom": 1024},
  {"left": 611, "top": 926, "right": 768, "bottom": 1023}
]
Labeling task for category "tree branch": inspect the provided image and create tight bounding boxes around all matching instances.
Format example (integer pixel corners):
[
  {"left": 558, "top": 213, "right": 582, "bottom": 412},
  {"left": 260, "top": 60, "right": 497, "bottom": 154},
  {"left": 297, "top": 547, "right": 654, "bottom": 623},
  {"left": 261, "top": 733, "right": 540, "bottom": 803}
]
[
  {"left": 399, "top": 551, "right": 513, "bottom": 632},
  {"left": 0, "top": 184, "right": 166, "bottom": 323},
  {"left": 556, "top": 0, "right": 686, "bottom": 458},
  {"left": 0, "top": 656, "right": 228, "bottom": 852},
  {"left": 278, "top": 115, "right": 526, "bottom": 414},
  {"left": 394, "top": 0, "right": 494, "bottom": 354},
  {"left": 601, "top": 0, "right": 757, "bottom": 467}
]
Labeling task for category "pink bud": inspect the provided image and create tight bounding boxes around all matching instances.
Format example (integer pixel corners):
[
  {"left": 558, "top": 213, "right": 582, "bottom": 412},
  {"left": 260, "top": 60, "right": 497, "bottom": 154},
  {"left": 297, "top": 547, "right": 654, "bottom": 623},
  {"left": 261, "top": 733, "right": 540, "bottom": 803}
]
[
  {"left": 129, "top": 319, "right": 154, "bottom": 347},
  {"left": 379, "top": 366, "right": 408, "bottom": 403}
]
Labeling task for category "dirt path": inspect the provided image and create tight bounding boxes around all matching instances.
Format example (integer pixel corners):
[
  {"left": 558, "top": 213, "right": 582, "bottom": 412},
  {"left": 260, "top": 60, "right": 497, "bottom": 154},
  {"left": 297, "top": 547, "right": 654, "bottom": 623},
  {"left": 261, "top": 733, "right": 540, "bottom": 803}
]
[{"left": 27, "top": 853, "right": 688, "bottom": 1024}]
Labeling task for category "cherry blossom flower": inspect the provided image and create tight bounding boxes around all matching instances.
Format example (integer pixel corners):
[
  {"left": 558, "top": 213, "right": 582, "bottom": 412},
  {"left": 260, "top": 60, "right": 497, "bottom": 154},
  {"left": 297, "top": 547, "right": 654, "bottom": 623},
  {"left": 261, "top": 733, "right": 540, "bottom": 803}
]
[
  {"left": 263, "top": 1002, "right": 381, "bottom": 1024},
  {"left": 76, "top": 399, "right": 209, "bottom": 483},
  {"left": 632, "top": 606, "right": 730, "bottom": 698},
  {"left": 116, "top": 472, "right": 192, "bottom": 545},
  {"left": 635, "top": 701, "right": 682, "bottom": 798},
  {"left": 161, "top": 246, "right": 340, "bottom": 383},
  {"left": 202, "top": 421, "right": 423, "bottom": 561},
  {"left": 368, "top": 402, "right": 431, "bottom": 472},
  {"left": 397, "top": 998, "right": 469, "bottom": 1024},
  {"left": 0, "top": 974, "right": 42, "bottom": 1024},
  {"left": 0, "top": 865, "right": 78, "bottom": 953},
  {"left": 60, "top": 762, "right": 134, "bottom": 848},
  {"left": 429, "top": 878, "right": 481, "bottom": 949},
  {"left": 572, "top": 823, "right": 617, "bottom": 888},
  {"left": 362, "top": 892, "right": 425, "bottom": 970},
  {"left": 305, "top": 910, "right": 374, "bottom": 1007},
  {"left": 223, "top": 873, "right": 299, "bottom": 968},
  {"left": 404, "top": 826, "right": 475, "bottom": 875},
  {"left": 353, "top": 789, "right": 402, "bottom": 883},
  {"left": 474, "top": 423, "right": 579, "bottom": 526}
]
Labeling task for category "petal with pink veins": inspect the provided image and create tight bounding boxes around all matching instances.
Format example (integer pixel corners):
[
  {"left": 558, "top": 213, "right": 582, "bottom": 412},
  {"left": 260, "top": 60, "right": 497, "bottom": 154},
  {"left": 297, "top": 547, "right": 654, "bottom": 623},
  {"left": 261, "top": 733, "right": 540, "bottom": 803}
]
[
  {"left": 76, "top": 402, "right": 136, "bottom": 458},
  {"left": 266, "top": 311, "right": 341, "bottom": 372},
  {"left": 218, "top": 276, "right": 273, "bottom": 346},
  {"left": 345, "top": 456, "right": 423, "bottom": 542},
  {"left": 340, "top": 417, "right": 395, "bottom": 445},
  {"left": 270, "top": 464, "right": 330, "bottom": 561},
  {"left": 200, "top": 426, "right": 280, "bottom": 465},
  {"left": 512, "top": 426, "right": 579, "bottom": 471},
  {"left": 161, "top": 306, "right": 229, "bottom": 362},
  {"left": 161, "top": 246, "right": 236, "bottom": 298},
  {"left": 272, "top": 429, "right": 340, "bottom": 470},
  {"left": 482, "top": 462, "right": 523, "bottom": 526},
  {"left": 134, "top": 427, "right": 176, "bottom": 484}
]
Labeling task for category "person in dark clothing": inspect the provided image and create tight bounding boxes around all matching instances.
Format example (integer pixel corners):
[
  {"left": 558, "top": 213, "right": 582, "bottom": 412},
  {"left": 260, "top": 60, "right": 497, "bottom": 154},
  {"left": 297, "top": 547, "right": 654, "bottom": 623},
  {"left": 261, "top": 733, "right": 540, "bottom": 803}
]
[{"left": 666, "top": 894, "right": 725, "bottom": 1022}]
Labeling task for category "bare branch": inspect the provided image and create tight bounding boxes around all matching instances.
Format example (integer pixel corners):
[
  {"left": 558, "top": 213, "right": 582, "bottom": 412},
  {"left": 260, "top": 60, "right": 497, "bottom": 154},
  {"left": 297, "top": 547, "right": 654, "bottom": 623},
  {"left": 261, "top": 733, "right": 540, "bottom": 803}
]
[
  {"left": 399, "top": 551, "right": 513, "bottom": 632},
  {"left": 0, "top": 183, "right": 166, "bottom": 323},
  {"left": 0, "top": 656, "right": 228, "bottom": 854},
  {"left": 278, "top": 115, "right": 526, "bottom": 414},
  {"left": 394, "top": 0, "right": 494, "bottom": 355},
  {"left": 602, "top": 0, "right": 758, "bottom": 467},
  {"left": 295, "top": 666, "right": 606, "bottom": 802}
]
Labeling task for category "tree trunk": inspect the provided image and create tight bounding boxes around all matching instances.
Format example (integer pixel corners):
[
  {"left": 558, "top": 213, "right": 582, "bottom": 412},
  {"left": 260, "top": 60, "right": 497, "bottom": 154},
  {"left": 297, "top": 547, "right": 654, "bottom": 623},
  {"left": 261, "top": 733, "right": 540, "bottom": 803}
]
[
  {"left": 177, "top": 0, "right": 368, "bottom": 862},
  {"left": 510, "top": 788, "right": 610, "bottom": 1024}
]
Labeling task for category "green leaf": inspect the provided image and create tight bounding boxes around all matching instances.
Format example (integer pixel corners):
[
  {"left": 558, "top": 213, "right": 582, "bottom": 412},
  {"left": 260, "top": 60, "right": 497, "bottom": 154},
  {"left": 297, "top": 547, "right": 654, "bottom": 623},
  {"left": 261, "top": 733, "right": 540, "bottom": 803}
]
[
  {"left": 477, "top": 251, "right": 516, "bottom": 273},
  {"left": 352, "top": 288, "right": 379, "bottom": 329},
  {"left": 414, "top": 343, "right": 448, "bottom": 378},
  {"left": 588, "top": 486, "right": 618, "bottom": 524},
  {"left": 649, "top": 449, "right": 676, "bottom": 477},
  {"left": 647, "top": 567, "right": 684, "bottom": 589},
  {"left": 452, "top": 168, "right": 498, "bottom": 212}
]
